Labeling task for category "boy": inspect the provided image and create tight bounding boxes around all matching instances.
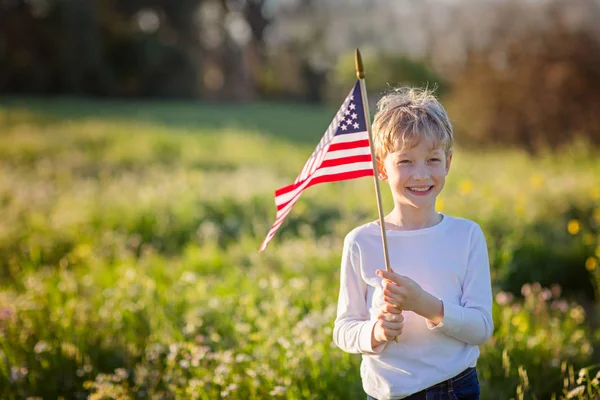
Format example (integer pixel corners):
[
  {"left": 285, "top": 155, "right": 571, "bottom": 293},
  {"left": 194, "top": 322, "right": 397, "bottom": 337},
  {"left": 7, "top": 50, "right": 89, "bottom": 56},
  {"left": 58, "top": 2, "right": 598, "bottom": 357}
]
[{"left": 333, "top": 88, "right": 493, "bottom": 400}]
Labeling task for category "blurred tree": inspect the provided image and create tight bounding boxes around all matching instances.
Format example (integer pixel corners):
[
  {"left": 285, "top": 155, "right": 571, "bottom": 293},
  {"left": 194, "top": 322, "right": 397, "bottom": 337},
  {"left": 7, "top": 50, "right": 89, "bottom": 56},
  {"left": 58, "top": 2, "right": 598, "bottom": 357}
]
[
  {"left": 331, "top": 51, "right": 446, "bottom": 106},
  {"left": 0, "top": 0, "right": 62, "bottom": 93},
  {"left": 0, "top": 0, "right": 274, "bottom": 99},
  {"left": 58, "top": 0, "right": 112, "bottom": 95},
  {"left": 445, "top": 0, "right": 600, "bottom": 152}
]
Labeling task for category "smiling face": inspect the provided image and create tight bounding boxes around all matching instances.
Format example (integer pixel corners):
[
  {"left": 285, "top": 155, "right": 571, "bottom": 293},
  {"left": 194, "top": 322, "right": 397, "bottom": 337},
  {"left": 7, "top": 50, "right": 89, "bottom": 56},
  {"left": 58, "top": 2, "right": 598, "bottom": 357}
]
[{"left": 379, "top": 138, "right": 452, "bottom": 212}]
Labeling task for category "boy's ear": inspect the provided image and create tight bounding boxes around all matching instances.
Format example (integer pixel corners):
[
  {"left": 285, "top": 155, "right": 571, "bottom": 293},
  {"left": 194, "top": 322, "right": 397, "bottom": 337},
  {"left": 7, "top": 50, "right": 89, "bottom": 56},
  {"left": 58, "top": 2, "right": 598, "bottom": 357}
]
[
  {"left": 376, "top": 158, "right": 387, "bottom": 180},
  {"left": 445, "top": 152, "right": 453, "bottom": 175}
]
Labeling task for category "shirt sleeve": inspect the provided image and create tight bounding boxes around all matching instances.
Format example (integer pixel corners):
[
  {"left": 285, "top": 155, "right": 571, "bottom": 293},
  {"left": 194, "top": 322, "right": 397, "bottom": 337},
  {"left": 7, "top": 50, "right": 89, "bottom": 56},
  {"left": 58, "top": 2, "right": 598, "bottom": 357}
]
[
  {"left": 426, "top": 224, "right": 494, "bottom": 345},
  {"left": 333, "top": 237, "right": 386, "bottom": 354}
]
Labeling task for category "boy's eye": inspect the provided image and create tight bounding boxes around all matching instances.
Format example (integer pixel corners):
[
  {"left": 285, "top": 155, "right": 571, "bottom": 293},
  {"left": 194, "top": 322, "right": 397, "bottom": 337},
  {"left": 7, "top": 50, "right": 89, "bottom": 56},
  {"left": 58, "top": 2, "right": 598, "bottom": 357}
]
[
  {"left": 398, "top": 160, "right": 411, "bottom": 165},
  {"left": 429, "top": 158, "right": 441, "bottom": 162}
]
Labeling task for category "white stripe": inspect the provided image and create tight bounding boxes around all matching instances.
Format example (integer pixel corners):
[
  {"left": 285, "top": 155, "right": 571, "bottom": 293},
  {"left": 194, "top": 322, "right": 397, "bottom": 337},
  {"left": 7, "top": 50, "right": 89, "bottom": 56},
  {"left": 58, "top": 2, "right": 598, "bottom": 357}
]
[
  {"left": 307, "top": 146, "right": 329, "bottom": 174},
  {"left": 260, "top": 206, "right": 292, "bottom": 250},
  {"left": 275, "top": 190, "right": 310, "bottom": 221},
  {"left": 274, "top": 205, "right": 294, "bottom": 226},
  {"left": 330, "top": 130, "right": 369, "bottom": 144},
  {"left": 296, "top": 135, "right": 331, "bottom": 183},
  {"left": 267, "top": 215, "right": 287, "bottom": 238},
  {"left": 297, "top": 131, "right": 370, "bottom": 181},
  {"left": 297, "top": 145, "right": 326, "bottom": 183},
  {"left": 260, "top": 85, "right": 360, "bottom": 252},
  {"left": 272, "top": 211, "right": 289, "bottom": 230},
  {"left": 274, "top": 163, "right": 372, "bottom": 218},
  {"left": 324, "top": 146, "right": 371, "bottom": 161},
  {"left": 275, "top": 161, "right": 373, "bottom": 207},
  {"left": 293, "top": 95, "right": 358, "bottom": 184}
]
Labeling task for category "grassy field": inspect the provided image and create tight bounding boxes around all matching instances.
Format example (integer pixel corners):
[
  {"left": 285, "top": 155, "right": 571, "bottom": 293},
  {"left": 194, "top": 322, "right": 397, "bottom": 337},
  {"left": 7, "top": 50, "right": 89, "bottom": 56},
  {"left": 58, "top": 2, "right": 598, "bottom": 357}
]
[{"left": 1, "top": 98, "right": 600, "bottom": 399}]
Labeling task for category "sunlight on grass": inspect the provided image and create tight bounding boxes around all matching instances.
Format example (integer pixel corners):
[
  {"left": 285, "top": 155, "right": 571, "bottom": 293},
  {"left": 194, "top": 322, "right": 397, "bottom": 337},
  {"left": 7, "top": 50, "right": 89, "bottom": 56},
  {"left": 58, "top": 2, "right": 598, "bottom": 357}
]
[{"left": 1, "top": 103, "right": 600, "bottom": 399}]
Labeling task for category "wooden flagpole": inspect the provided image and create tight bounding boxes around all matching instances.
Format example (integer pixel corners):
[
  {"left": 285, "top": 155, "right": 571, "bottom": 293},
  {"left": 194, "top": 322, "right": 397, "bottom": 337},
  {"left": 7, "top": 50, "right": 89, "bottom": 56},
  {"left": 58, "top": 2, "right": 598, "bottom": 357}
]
[
  {"left": 355, "top": 49, "right": 392, "bottom": 273},
  {"left": 356, "top": 49, "right": 399, "bottom": 343}
]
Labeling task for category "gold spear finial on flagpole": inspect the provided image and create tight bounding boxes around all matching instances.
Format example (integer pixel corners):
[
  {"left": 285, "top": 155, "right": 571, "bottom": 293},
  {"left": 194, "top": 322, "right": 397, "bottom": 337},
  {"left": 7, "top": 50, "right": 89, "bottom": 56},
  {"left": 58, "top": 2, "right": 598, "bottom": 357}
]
[
  {"left": 355, "top": 49, "right": 365, "bottom": 79},
  {"left": 355, "top": 49, "right": 392, "bottom": 274}
]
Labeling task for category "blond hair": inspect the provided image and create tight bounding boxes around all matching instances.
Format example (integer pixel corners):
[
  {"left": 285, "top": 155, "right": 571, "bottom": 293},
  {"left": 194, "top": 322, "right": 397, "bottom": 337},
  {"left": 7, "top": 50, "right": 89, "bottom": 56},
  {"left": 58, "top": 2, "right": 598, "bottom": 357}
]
[{"left": 372, "top": 87, "right": 453, "bottom": 160}]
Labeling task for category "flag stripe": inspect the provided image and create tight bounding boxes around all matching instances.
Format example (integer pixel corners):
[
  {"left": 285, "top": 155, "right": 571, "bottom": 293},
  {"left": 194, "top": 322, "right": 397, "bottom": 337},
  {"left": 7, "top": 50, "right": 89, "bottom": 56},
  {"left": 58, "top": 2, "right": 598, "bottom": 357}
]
[
  {"left": 328, "top": 139, "right": 371, "bottom": 152},
  {"left": 328, "top": 131, "right": 370, "bottom": 144},
  {"left": 275, "top": 161, "right": 373, "bottom": 205},
  {"left": 275, "top": 145, "right": 371, "bottom": 197},
  {"left": 273, "top": 169, "right": 373, "bottom": 223},
  {"left": 260, "top": 80, "right": 373, "bottom": 252},
  {"left": 294, "top": 101, "right": 355, "bottom": 184},
  {"left": 323, "top": 147, "right": 371, "bottom": 161},
  {"left": 299, "top": 145, "right": 327, "bottom": 182},
  {"left": 296, "top": 136, "right": 370, "bottom": 184},
  {"left": 320, "top": 154, "right": 372, "bottom": 169},
  {"left": 259, "top": 204, "right": 296, "bottom": 252},
  {"left": 276, "top": 165, "right": 373, "bottom": 212}
]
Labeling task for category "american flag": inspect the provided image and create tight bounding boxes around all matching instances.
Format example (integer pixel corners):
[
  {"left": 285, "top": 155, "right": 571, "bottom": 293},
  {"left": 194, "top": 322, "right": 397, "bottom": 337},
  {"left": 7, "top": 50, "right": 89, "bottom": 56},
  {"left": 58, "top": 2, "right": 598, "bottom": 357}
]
[{"left": 259, "top": 80, "right": 374, "bottom": 252}]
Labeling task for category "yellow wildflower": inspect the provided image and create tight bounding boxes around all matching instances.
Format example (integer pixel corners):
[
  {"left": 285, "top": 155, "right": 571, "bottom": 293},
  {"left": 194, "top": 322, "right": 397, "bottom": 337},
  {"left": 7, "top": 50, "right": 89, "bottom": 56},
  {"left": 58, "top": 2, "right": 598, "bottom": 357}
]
[
  {"left": 514, "top": 204, "right": 526, "bottom": 217},
  {"left": 459, "top": 180, "right": 473, "bottom": 195},
  {"left": 586, "top": 257, "right": 598, "bottom": 272},
  {"left": 568, "top": 220, "right": 580, "bottom": 235},
  {"left": 530, "top": 174, "right": 544, "bottom": 188}
]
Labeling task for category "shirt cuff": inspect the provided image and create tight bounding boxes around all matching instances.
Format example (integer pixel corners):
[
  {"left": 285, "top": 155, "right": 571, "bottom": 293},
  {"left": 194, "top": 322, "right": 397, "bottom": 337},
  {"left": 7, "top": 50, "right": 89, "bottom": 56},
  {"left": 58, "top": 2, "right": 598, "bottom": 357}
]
[
  {"left": 426, "top": 300, "right": 463, "bottom": 335},
  {"left": 358, "top": 319, "right": 386, "bottom": 354}
]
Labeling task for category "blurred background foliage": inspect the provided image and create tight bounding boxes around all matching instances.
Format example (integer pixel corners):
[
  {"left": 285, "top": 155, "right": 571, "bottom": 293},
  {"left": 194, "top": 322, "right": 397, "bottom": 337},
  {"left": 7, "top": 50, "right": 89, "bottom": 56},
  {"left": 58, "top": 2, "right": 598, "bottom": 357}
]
[
  {"left": 2, "top": 0, "right": 600, "bottom": 399},
  {"left": 0, "top": 113, "right": 599, "bottom": 399},
  {"left": 1, "top": 0, "right": 600, "bottom": 152}
]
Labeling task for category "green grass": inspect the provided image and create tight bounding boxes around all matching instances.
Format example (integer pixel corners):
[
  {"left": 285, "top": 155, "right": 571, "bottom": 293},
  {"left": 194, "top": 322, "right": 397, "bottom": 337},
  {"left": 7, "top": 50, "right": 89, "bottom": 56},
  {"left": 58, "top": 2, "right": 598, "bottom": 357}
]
[
  {"left": 0, "top": 96, "right": 339, "bottom": 145},
  {"left": 0, "top": 100, "right": 600, "bottom": 399}
]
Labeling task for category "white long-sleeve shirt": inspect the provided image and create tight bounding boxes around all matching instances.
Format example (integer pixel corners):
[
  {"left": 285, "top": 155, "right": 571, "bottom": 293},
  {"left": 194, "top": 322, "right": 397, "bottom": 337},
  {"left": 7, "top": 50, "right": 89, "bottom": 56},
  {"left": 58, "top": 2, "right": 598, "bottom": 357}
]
[{"left": 333, "top": 214, "right": 493, "bottom": 400}]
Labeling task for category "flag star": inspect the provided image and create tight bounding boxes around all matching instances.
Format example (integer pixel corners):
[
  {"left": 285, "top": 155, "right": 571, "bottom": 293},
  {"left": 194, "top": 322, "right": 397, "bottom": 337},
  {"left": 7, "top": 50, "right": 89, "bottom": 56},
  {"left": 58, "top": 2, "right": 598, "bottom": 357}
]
[
  {"left": 346, "top": 118, "right": 353, "bottom": 125},
  {"left": 349, "top": 103, "right": 356, "bottom": 110},
  {"left": 341, "top": 125, "right": 347, "bottom": 131},
  {"left": 344, "top": 110, "right": 350, "bottom": 115},
  {"left": 350, "top": 96, "right": 354, "bottom": 100},
  {"left": 353, "top": 122, "right": 359, "bottom": 129},
  {"left": 351, "top": 113, "right": 358, "bottom": 119}
]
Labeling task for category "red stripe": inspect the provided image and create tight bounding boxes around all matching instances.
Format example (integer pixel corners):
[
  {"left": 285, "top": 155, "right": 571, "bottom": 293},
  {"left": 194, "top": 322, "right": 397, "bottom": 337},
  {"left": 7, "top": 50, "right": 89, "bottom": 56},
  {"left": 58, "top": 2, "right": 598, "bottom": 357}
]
[
  {"left": 273, "top": 206, "right": 293, "bottom": 226},
  {"left": 328, "top": 139, "right": 370, "bottom": 151},
  {"left": 276, "top": 169, "right": 373, "bottom": 211},
  {"left": 319, "top": 154, "right": 371, "bottom": 169},
  {"left": 259, "top": 204, "right": 294, "bottom": 252},
  {"left": 275, "top": 179, "right": 304, "bottom": 197},
  {"left": 303, "top": 146, "right": 326, "bottom": 180},
  {"left": 261, "top": 167, "right": 373, "bottom": 252},
  {"left": 275, "top": 151, "right": 370, "bottom": 197}
]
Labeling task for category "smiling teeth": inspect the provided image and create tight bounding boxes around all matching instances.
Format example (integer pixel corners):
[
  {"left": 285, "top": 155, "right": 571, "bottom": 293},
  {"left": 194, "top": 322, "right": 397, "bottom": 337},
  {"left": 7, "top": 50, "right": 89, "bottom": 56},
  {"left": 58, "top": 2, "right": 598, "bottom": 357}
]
[{"left": 409, "top": 187, "right": 432, "bottom": 192}]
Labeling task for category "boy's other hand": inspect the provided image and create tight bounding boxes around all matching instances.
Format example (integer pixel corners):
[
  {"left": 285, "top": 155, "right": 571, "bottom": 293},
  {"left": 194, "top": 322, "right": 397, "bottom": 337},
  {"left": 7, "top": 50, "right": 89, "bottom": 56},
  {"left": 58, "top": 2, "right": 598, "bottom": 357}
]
[
  {"left": 373, "top": 307, "right": 404, "bottom": 345},
  {"left": 377, "top": 269, "right": 444, "bottom": 325},
  {"left": 377, "top": 269, "right": 425, "bottom": 312}
]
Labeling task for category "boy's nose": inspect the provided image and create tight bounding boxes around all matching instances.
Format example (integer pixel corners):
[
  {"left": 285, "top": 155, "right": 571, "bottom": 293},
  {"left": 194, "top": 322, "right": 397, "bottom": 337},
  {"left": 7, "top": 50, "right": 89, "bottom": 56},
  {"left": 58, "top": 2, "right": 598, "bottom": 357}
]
[{"left": 413, "top": 166, "right": 431, "bottom": 181}]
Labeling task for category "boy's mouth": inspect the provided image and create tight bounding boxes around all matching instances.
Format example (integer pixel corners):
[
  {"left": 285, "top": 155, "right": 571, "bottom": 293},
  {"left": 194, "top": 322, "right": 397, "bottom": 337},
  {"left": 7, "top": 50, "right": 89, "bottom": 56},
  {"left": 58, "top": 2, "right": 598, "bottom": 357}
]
[{"left": 407, "top": 186, "right": 434, "bottom": 195}]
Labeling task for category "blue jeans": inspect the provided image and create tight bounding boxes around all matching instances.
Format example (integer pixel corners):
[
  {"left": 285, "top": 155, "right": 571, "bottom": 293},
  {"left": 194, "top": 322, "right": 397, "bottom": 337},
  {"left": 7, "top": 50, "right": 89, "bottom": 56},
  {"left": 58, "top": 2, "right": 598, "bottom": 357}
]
[{"left": 367, "top": 367, "right": 480, "bottom": 400}]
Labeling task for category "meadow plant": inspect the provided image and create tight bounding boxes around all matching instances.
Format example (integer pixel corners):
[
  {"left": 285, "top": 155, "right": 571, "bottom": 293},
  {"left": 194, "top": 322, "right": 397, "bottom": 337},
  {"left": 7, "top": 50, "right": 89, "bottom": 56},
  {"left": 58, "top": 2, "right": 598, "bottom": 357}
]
[{"left": 1, "top": 104, "right": 600, "bottom": 399}]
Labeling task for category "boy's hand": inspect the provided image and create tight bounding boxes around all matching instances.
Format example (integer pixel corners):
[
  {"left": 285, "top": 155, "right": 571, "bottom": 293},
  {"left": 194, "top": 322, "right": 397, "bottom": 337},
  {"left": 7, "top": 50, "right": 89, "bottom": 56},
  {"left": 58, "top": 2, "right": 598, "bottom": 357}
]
[
  {"left": 377, "top": 269, "right": 445, "bottom": 325},
  {"left": 377, "top": 269, "right": 425, "bottom": 312},
  {"left": 372, "top": 306, "right": 404, "bottom": 345}
]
